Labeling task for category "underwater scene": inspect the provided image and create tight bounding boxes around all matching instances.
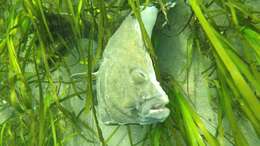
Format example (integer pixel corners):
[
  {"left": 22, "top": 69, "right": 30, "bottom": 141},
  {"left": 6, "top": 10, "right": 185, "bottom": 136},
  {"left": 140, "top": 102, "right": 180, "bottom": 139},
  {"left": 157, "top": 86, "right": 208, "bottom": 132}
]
[{"left": 0, "top": 0, "right": 259, "bottom": 146}]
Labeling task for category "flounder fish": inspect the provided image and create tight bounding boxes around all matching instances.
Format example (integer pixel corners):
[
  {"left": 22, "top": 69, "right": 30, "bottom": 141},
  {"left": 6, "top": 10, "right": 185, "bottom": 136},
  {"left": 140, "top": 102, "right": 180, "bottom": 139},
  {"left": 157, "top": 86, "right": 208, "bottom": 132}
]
[{"left": 96, "top": 6, "right": 170, "bottom": 125}]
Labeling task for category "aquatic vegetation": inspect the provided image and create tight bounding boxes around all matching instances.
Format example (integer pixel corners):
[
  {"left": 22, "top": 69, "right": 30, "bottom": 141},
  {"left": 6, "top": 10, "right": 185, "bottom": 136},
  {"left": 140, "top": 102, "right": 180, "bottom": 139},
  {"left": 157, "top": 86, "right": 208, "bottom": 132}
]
[{"left": 0, "top": 0, "right": 259, "bottom": 146}]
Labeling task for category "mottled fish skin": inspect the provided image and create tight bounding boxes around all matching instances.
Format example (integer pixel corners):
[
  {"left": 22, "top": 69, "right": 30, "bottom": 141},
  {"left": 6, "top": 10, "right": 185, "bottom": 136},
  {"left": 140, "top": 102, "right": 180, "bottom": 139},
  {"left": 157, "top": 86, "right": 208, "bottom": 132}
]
[{"left": 96, "top": 6, "right": 170, "bottom": 125}]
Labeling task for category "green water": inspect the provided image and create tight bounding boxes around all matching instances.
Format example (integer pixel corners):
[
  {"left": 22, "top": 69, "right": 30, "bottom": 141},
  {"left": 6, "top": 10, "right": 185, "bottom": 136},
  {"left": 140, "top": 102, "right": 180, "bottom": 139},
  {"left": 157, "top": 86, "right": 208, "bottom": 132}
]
[{"left": 0, "top": 0, "right": 259, "bottom": 146}]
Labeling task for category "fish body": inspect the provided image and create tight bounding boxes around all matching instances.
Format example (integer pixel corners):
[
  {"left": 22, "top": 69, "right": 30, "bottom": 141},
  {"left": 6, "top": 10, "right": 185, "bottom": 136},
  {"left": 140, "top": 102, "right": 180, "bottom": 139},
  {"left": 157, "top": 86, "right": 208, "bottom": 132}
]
[{"left": 96, "top": 6, "right": 170, "bottom": 125}]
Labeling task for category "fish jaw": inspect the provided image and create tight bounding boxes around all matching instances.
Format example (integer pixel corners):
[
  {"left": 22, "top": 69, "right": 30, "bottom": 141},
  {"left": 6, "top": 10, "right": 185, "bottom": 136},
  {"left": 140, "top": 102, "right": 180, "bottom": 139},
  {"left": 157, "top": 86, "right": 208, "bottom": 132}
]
[
  {"left": 136, "top": 74, "right": 170, "bottom": 124},
  {"left": 140, "top": 108, "right": 170, "bottom": 124},
  {"left": 137, "top": 91, "right": 170, "bottom": 125}
]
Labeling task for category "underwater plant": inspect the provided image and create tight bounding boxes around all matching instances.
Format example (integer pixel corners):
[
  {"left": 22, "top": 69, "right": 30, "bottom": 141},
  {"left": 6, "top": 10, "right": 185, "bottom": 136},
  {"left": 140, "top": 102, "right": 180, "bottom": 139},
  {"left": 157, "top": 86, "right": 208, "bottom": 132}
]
[{"left": 0, "top": 0, "right": 259, "bottom": 146}]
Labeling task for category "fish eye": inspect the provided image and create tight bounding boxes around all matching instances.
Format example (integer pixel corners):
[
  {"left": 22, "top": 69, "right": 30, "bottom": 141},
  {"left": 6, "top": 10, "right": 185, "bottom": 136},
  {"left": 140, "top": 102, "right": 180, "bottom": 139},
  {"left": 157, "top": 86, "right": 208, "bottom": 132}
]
[{"left": 130, "top": 68, "right": 148, "bottom": 84}]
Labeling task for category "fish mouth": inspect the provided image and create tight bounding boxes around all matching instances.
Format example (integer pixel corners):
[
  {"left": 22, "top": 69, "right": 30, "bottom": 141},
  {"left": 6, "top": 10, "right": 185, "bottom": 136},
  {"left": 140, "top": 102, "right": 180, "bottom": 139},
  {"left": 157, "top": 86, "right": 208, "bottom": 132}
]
[{"left": 138, "top": 94, "right": 170, "bottom": 124}]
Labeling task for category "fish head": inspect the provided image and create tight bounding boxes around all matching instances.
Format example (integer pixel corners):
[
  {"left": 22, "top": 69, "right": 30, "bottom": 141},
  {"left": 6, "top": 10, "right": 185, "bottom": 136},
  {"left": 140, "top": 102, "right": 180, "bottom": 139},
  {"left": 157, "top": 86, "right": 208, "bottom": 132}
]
[
  {"left": 97, "top": 50, "right": 170, "bottom": 125},
  {"left": 96, "top": 5, "right": 170, "bottom": 125}
]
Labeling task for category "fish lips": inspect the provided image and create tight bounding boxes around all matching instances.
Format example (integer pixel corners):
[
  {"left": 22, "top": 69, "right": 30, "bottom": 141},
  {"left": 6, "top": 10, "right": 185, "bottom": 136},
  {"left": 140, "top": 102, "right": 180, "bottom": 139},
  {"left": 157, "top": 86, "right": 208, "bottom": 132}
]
[{"left": 137, "top": 94, "right": 170, "bottom": 124}]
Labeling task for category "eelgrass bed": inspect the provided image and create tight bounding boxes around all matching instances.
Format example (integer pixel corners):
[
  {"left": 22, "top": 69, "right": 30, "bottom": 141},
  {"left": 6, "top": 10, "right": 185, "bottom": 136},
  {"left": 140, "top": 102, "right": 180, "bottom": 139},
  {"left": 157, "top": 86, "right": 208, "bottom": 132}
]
[{"left": 0, "top": 0, "right": 259, "bottom": 146}]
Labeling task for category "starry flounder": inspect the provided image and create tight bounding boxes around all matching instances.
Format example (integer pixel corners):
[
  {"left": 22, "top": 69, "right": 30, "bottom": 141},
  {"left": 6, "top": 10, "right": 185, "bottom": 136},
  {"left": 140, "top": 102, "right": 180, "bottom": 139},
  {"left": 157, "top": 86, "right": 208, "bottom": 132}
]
[{"left": 96, "top": 6, "right": 170, "bottom": 125}]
